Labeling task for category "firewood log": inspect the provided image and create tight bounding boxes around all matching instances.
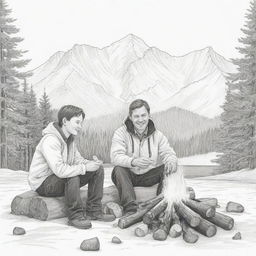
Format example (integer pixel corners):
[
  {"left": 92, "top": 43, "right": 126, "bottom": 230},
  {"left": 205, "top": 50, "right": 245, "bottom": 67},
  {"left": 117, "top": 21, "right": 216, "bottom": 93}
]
[
  {"left": 118, "top": 196, "right": 163, "bottom": 229},
  {"left": 169, "top": 224, "right": 182, "bottom": 238},
  {"left": 181, "top": 221, "right": 199, "bottom": 244},
  {"left": 205, "top": 212, "right": 234, "bottom": 230},
  {"left": 142, "top": 200, "right": 167, "bottom": 225},
  {"left": 184, "top": 199, "right": 216, "bottom": 218},
  {"left": 138, "top": 194, "right": 164, "bottom": 209},
  {"left": 193, "top": 218, "right": 217, "bottom": 237},
  {"left": 153, "top": 211, "right": 172, "bottom": 241},
  {"left": 169, "top": 207, "right": 182, "bottom": 238},
  {"left": 186, "top": 187, "right": 196, "bottom": 199},
  {"left": 175, "top": 202, "right": 201, "bottom": 227},
  {"left": 134, "top": 223, "right": 149, "bottom": 237},
  {"left": 11, "top": 185, "right": 158, "bottom": 221},
  {"left": 148, "top": 219, "right": 161, "bottom": 233},
  {"left": 196, "top": 198, "right": 219, "bottom": 208}
]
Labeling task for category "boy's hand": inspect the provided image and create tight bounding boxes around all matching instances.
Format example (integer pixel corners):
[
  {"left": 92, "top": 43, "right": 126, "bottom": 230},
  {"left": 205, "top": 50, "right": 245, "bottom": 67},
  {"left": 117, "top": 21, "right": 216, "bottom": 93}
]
[{"left": 93, "top": 155, "right": 103, "bottom": 165}]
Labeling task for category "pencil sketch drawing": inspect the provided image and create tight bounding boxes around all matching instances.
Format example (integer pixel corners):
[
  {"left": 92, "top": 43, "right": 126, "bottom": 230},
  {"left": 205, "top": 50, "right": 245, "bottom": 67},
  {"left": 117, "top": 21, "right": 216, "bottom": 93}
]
[{"left": 0, "top": 0, "right": 255, "bottom": 255}]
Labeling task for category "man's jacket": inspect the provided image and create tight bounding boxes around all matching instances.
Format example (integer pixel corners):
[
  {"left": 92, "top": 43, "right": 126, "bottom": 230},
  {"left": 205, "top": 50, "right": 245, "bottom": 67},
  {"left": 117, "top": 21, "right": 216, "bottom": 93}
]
[
  {"left": 110, "top": 118, "right": 177, "bottom": 175},
  {"left": 28, "top": 122, "right": 88, "bottom": 191}
]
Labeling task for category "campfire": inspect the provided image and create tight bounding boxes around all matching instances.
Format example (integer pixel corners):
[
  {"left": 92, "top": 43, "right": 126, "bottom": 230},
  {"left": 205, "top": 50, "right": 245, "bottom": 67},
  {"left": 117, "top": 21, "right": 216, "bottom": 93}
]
[{"left": 117, "top": 168, "right": 235, "bottom": 243}]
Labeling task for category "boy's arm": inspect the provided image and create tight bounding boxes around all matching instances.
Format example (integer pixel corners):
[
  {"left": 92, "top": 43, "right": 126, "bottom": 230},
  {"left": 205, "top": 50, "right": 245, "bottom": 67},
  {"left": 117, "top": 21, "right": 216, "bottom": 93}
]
[
  {"left": 110, "top": 128, "right": 134, "bottom": 168},
  {"left": 41, "top": 136, "right": 87, "bottom": 178}
]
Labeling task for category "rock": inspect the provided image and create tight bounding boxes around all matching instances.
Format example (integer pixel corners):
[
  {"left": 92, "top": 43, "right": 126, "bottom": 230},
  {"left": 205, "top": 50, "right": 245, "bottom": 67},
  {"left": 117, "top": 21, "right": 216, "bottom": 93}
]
[
  {"left": 226, "top": 202, "right": 244, "bottom": 213},
  {"left": 103, "top": 202, "right": 123, "bottom": 218},
  {"left": 80, "top": 237, "right": 100, "bottom": 251},
  {"left": 111, "top": 236, "right": 122, "bottom": 244},
  {"left": 13, "top": 227, "right": 26, "bottom": 235},
  {"left": 232, "top": 232, "right": 242, "bottom": 240}
]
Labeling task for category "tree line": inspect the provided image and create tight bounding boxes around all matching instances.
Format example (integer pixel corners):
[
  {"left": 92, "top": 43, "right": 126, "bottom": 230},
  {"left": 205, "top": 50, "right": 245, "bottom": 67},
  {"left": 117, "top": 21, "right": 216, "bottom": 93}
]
[{"left": 215, "top": 0, "right": 256, "bottom": 172}]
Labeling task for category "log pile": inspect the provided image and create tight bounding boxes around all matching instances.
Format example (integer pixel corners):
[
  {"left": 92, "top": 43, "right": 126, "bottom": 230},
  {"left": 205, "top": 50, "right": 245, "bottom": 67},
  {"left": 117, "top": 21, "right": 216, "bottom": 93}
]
[{"left": 118, "top": 188, "right": 236, "bottom": 243}]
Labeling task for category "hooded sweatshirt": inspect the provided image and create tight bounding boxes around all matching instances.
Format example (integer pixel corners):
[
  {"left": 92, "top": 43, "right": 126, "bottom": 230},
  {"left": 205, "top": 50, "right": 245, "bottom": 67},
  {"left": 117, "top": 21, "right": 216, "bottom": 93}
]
[
  {"left": 110, "top": 118, "right": 177, "bottom": 175},
  {"left": 28, "top": 122, "right": 88, "bottom": 191}
]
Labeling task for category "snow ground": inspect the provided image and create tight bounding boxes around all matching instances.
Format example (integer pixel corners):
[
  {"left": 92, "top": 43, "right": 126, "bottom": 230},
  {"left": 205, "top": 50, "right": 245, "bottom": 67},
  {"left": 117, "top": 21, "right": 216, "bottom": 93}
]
[{"left": 1, "top": 158, "right": 256, "bottom": 256}]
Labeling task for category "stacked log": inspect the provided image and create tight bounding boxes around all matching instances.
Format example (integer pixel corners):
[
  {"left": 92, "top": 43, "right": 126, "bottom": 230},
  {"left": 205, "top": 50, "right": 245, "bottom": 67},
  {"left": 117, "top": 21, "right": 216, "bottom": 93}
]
[{"left": 117, "top": 187, "right": 237, "bottom": 244}]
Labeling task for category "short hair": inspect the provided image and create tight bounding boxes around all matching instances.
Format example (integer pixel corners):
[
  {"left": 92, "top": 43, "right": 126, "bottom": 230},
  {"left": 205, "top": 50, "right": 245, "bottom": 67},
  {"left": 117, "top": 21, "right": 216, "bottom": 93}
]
[
  {"left": 58, "top": 105, "right": 85, "bottom": 127},
  {"left": 129, "top": 99, "right": 150, "bottom": 116}
]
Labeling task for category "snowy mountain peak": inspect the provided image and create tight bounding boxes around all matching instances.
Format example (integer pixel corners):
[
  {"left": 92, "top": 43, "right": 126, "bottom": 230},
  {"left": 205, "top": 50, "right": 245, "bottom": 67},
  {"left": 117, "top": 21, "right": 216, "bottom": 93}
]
[{"left": 28, "top": 35, "right": 235, "bottom": 118}]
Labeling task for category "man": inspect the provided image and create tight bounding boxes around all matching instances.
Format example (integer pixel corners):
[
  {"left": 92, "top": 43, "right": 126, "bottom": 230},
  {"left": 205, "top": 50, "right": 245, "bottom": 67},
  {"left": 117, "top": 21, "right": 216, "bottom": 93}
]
[
  {"left": 110, "top": 99, "right": 178, "bottom": 215},
  {"left": 28, "top": 105, "right": 115, "bottom": 229}
]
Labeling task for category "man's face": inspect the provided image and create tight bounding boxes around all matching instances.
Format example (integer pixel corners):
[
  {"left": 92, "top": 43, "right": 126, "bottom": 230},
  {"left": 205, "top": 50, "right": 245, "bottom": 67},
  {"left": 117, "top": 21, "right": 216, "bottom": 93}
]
[
  {"left": 130, "top": 106, "right": 149, "bottom": 134},
  {"left": 64, "top": 114, "right": 84, "bottom": 136}
]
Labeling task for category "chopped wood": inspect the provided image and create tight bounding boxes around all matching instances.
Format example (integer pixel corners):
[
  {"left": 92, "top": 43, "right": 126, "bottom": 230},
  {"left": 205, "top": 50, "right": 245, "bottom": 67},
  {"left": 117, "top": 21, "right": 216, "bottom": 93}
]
[
  {"left": 181, "top": 221, "right": 199, "bottom": 244},
  {"left": 232, "top": 232, "right": 241, "bottom": 240},
  {"left": 175, "top": 202, "right": 201, "bottom": 227},
  {"left": 11, "top": 185, "right": 157, "bottom": 221},
  {"left": 118, "top": 196, "right": 163, "bottom": 229},
  {"left": 193, "top": 218, "right": 217, "bottom": 237},
  {"left": 196, "top": 198, "right": 219, "bottom": 208},
  {"left": 169, "top": 207, "right": 182, "bottom": 238},
  {"left": 153, "top": 211, "right": 172, "bottom": 241},
  {"left": 205, "top": 212, "right": 234, "bottom": 230},
  {"left": 134, "top": 223, "right": 149, "bottom": 237},
  {"left": 143, "top": 200, "right": 167, "bottom": 225},
  {"left": 184, "top": 199, "right": 216, "bottom": 218}
]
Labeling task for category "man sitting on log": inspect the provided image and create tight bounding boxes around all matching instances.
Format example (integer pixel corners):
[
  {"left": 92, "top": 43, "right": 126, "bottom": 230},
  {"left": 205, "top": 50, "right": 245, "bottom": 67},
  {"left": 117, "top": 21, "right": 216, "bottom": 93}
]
[
  {"left": 110, "top": 99, "right": 178, "bottom": 216},
  {"left": 28, "top": 105, "right": 115, "bottom": 229}
]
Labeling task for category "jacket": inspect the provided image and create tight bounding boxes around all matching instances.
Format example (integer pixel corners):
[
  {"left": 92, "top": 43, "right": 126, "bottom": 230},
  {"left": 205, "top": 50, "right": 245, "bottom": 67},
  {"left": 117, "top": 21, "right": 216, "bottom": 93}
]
[
  {"left": 28, "top": 122, "right": 88, "bottom": 191},
  {"left": 110, "top": 118, "right": 177, "bottom": 175}
]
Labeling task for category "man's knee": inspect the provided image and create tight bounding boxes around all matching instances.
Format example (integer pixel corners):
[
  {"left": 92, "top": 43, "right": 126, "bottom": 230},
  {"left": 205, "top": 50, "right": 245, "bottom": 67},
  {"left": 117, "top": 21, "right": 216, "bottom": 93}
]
[
  {"left": 66, "top": 176, "right": 80, "bottom": 185},
  {"left": 111, "top": 166, "right": 129, "bottom": 182}
]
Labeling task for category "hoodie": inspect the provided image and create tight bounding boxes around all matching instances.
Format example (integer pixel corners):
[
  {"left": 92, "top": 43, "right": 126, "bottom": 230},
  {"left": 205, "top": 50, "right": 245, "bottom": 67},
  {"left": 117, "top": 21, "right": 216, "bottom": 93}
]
[
  {"left": 28, "top": 122, "right": 88, "bottom": 191},
  {"left": 110, "top": 118, "right": 177, "bottom": 175}
]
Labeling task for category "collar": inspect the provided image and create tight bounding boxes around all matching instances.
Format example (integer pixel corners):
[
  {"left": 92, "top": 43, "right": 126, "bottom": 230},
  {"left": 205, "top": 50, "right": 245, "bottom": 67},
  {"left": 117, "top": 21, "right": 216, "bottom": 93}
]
[
  {"left": 124, "top": 118, "right": 156, "bottom": 137},
  {"left": 53, "top": 122, "right": 74, "bottom": 145}
]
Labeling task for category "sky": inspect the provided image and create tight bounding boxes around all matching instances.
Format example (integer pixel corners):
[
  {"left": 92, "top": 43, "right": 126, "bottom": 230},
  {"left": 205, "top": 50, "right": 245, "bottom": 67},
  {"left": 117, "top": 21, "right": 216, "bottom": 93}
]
[{"left": 7, "top": 0, "right": 252, "bottom": 70}]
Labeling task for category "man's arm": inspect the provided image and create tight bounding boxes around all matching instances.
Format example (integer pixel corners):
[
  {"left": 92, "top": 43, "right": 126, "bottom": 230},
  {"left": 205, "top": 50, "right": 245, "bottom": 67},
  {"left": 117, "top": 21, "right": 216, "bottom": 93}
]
[
  {"left": 110, "top": 128, "right": 134, "bottom": 167},
  {"left": 158, "top": 131, "right": 178, "bottom": 172},
  {"left": 41, "top": 136, "right": 87, "bottom": 178}
]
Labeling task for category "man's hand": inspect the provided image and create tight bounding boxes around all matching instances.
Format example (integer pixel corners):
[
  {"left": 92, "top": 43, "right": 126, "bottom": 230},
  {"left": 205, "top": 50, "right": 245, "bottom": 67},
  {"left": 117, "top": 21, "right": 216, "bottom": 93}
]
[
  {"left": 164, "top": 162, "right": 178, "bottom": 176},
  {"left": 86, "top": 156, "right": 103, "bottom": 172},
  {"left": 132, "top": 157, "right": 154, "bottom": 169}
]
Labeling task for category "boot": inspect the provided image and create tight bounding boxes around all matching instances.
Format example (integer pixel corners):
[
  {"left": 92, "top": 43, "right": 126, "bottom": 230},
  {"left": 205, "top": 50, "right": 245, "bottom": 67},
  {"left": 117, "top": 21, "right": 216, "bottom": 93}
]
[{"left": 68, "top": 216, "right": 92, "bottom": 229}]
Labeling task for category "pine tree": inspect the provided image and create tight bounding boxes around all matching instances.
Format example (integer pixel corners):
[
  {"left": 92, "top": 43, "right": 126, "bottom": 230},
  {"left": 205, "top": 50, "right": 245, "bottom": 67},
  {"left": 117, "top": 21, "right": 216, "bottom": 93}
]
[
  {"left": 0, "top": 0, "right": 31, "bottom": 169},
  {"left": 39, "top": 89, "right": 53, "bottom": 129},
  {"left": 216, "top": 0, "right": 256, "bottom": 171}
]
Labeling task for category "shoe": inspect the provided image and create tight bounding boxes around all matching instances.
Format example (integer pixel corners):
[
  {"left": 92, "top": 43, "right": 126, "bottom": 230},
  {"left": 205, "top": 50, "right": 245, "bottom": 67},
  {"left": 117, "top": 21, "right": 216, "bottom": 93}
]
[
  {"left": 86, "top": 212, "right": 116, "bottom": 222},
  {"left": 124, "top": 203, "right": 138, "bottom": 216},
  {"left": 68, "top": 216, "right": 92, "bottom": 229}
]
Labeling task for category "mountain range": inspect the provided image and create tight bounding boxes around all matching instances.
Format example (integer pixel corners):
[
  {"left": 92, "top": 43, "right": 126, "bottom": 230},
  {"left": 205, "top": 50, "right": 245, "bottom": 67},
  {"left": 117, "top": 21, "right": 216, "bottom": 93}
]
[{"left": 28, "top": 34, "right": 236, "bottom": 118}]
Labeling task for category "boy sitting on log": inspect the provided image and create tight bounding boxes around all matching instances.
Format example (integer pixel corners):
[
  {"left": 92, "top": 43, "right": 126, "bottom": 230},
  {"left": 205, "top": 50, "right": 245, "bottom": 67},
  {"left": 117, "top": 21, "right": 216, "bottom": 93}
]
[
  {"left": 110, "top": 99, "right": 178, "bottom": 216},
  {"left": 28, "top": 105, "right": 115, "bottom": 229}
]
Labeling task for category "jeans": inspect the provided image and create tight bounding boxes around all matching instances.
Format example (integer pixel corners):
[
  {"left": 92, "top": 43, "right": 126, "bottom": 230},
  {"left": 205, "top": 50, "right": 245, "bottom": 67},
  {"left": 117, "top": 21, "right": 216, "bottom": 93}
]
[
  {"left": 36, "top": 166, "right": 104, "bottom": 220},
  {"left": 111, "top": 165, "right": 165, "bottom": 211}
]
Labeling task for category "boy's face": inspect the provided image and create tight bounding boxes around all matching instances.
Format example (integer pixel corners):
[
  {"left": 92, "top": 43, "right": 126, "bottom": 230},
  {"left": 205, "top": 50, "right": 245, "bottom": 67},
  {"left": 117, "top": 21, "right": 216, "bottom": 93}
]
[
  {"left": 63, "top": 114, "right": 84, "bottom": 136},
  {"left": 130, "top": 106, "right": 149, "bottom": 134}
]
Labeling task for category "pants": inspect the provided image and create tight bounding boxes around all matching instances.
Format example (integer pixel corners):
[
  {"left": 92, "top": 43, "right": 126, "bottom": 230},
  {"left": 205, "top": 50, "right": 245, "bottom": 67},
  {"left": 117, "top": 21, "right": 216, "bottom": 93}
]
[
  {"left": 111, "top": 165, "right": 165, "bottom": 211},
  {"left": 36, "top": 166, "right": 104, "bottom": 220}
]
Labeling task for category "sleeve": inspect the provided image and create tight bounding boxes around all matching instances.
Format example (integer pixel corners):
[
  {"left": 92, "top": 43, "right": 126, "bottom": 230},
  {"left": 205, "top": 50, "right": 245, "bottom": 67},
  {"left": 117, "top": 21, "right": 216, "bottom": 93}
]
[
  {"left": 110, "top": 127, "right": 134, "bottom": 167},
  {"left": 41, "top": 136, "right": 87, "bottom": 178},
  {"left": 73, "top": 145, "right": 89, "bottom": 165},
  {"left": 158, "top": 131, "right": 178, "bottom": 166}
]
